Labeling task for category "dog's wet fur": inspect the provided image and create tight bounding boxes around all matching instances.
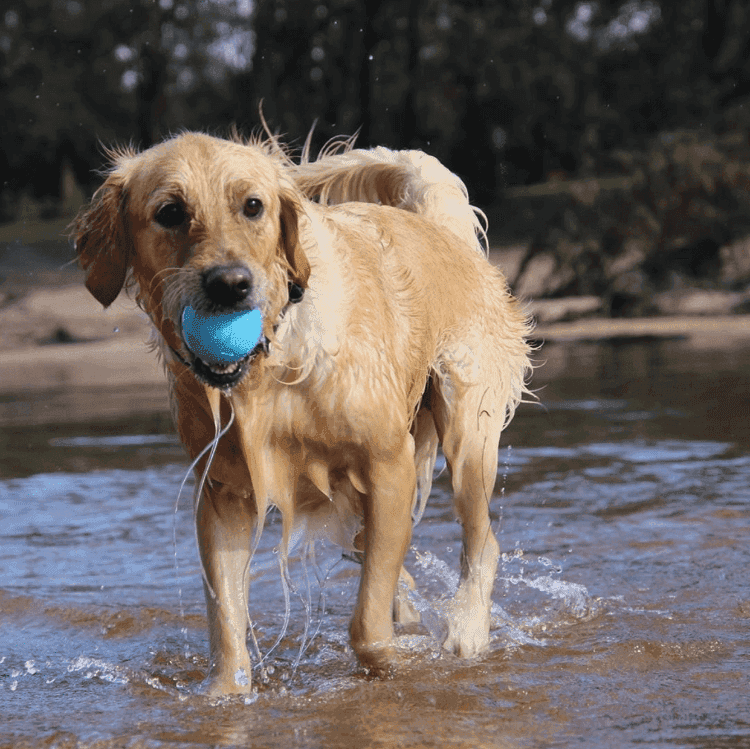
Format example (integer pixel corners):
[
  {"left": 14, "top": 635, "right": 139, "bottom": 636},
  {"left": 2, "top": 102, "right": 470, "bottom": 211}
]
[{"left": 74, "top": 131, "right": 532, "bottom": 695}]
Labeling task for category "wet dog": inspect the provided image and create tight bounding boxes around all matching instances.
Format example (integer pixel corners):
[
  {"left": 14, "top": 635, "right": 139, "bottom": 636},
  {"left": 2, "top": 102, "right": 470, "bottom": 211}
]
[{"left": 74, "top": 131, "right": 532, "bottom": 695}]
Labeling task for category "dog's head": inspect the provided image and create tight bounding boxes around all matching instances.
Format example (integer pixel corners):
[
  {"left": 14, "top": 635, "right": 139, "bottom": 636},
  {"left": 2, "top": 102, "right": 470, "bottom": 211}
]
[{"left": 74, "top": 133, "right": 311, "bottom": 389}]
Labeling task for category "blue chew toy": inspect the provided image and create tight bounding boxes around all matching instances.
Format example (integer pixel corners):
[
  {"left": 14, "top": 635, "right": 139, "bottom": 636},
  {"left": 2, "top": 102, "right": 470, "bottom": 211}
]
[{"left": 181, "top": 306, "right": 263, "bottom": 364}]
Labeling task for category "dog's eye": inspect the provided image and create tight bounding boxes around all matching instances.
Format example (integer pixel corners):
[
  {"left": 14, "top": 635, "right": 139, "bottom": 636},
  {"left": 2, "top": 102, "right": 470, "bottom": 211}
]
[
  {"left": 155, "top": 202, "right": 187, "bottom": 228},
  {"left": 243, "top": 198, "right": 263, "bottom": 219}
]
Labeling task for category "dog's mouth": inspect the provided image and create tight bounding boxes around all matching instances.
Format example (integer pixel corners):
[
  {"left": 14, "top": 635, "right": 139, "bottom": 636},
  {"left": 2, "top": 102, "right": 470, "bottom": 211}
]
[
  {"left": 177, "top": 300, "right": 270, "bottom": 389},
  {"left": 175, "top": 278, "right": 303, "bottom": 390},
  {"left": 190, "top": 355, "right": 249, "bottom": 389},
  {"left": 187, "top": 339, "right": 269, "bottom": 390}
]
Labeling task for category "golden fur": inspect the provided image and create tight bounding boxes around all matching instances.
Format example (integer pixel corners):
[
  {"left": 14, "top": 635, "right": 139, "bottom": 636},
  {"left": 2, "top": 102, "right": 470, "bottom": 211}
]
[{"left": 74, "top": 131, "right": 532, "bottom": 696}]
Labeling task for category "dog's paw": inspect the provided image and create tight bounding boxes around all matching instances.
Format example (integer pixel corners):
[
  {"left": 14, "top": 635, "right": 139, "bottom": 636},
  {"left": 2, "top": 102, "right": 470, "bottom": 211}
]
[
  {"left": 442, "top": 625, "right": 490, "bottom": 658},
  {"left": 442, "top": 605, "right": 491, "bottom": 658},
  {"left": 196, "top": 666, "right": 254, "bottom": 698},
  {"left": 352, "top": 640, "right": 402, "bottom": 678}
]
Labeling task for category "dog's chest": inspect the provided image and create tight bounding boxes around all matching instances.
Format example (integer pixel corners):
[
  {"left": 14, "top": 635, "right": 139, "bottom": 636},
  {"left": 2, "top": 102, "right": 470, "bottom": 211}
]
[{"left": 229, "top": 382, "right": 369, "bottom": 550}]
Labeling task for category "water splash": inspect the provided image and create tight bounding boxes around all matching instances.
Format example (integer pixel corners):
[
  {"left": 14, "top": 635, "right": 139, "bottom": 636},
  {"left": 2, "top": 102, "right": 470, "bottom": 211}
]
[
  {"left": 251, "top": 541, "right": 339, "bottom": 686},
  {"left": 67, "top": 656, "right": 131, "bottom": 686},
  {"left": 497, "top": 551, "right": 603, "bottom": 634},
  {"left": 413, "top": 548, "right": 459, "bottom": 594}
]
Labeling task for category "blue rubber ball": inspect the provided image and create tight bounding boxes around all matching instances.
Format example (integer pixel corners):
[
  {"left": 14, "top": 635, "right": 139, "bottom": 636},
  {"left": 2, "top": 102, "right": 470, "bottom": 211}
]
[{"left": 181, "top": 306, "right": 263, "bottom": 364}]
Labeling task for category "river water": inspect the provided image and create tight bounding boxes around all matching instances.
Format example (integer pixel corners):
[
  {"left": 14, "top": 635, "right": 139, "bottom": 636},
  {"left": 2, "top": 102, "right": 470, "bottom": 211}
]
[{"left": 1, "top": 333, "right": 749, "bottom": 748}]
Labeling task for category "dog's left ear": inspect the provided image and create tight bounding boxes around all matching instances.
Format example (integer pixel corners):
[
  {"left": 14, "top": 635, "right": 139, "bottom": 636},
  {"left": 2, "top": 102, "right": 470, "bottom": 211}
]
[
  {"left": 73, "top": 171, "right": 130, "bottom": 308},
  {"left": 279, "top": 186, "right": 311, "bottom": 288}
]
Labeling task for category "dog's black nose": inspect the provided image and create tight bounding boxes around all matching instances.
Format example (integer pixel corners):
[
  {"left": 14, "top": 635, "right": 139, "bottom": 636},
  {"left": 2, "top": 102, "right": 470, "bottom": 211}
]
[{"left": 202, "top": 265, "right": 253, "bottom": 307}]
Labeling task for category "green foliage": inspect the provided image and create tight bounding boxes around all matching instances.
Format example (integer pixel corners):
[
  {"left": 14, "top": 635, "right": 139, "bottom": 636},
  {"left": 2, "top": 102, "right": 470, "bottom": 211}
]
[{"left": 3, "top": 0, "right": 750, "bottom": 223}]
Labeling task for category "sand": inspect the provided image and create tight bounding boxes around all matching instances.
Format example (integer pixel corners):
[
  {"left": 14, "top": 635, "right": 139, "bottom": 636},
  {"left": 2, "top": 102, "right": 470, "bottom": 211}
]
[
  {"left": 1, "top": 275, "right": 748, "bottom": 397},
  {"left": 0, "top": 283, "right": 163, "bottom": 394}
]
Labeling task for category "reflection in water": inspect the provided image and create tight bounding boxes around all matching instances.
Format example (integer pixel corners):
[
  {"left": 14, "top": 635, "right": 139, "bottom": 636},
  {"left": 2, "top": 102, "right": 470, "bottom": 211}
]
[{"left": 1, "top": 337, "right": 750, "bottom": 747}]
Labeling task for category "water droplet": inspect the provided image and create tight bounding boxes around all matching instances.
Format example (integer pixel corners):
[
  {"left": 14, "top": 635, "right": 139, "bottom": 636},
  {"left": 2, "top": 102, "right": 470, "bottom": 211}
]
[{"left": 25, "top": 660, "right": 39, "bottom": 675}]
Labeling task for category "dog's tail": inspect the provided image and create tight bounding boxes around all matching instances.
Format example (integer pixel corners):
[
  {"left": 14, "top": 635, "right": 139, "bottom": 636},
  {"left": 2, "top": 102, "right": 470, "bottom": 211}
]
[{"left": 292, "top": 139, "right": 488, "bottom": 254}]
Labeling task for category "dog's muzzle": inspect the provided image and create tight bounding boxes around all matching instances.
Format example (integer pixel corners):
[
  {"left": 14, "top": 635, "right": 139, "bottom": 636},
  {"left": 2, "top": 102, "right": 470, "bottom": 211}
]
[{"left": 171, "top": 270, "right": 305, "bottom": 390}]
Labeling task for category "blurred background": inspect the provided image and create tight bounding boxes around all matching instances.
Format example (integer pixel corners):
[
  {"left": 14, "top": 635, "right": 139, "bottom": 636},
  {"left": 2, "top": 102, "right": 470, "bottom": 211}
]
[{"left": 3, "top": 0, "right": 750, "bottom": 316}]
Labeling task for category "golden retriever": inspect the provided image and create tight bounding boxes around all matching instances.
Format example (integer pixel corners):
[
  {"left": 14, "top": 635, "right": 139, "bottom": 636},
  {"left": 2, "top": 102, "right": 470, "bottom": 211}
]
[{"left": 74, "top": 130, "right": 532, "bottom": 696}]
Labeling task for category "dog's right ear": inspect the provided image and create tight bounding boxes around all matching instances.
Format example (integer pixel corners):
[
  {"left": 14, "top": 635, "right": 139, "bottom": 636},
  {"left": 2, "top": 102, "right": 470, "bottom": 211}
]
[
  {"left": 73, "top": 172, "right": 130, "bottom": 308},
  {"left": 279, "top": 184, "right": 311, "bottom": 289}
]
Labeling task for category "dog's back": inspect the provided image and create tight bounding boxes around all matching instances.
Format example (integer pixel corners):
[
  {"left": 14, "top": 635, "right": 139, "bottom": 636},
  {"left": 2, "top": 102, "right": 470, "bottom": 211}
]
[{"left": 292, "top": 145, "right": 487, "bottom": 256}]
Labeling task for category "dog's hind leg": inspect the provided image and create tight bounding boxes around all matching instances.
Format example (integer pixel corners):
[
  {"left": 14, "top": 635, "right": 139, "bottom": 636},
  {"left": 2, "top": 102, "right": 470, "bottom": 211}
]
[
  {"left": 432, "top": 373, "right": 505, "bottom": 658},
  {"left": 393, "top": 566, "right": 420, "bottom": 625},
  {"left": 392, "top": 405, "right": 439, "bottom": 626},
  {"left": 196, "top": 481, "right": 256, "bottom": 695},
  {"left": 350, "top": 435, "right": 417, "bottom": 673}
]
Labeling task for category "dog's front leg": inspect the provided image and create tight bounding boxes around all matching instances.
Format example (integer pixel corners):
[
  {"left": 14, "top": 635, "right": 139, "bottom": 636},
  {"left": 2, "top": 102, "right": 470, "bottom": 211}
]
[
  {"left": 350, "top": 438, "right": 416, "bottom": 674},
  {"left": 195, "top": 481, "right": 256, "bottom": 696}
]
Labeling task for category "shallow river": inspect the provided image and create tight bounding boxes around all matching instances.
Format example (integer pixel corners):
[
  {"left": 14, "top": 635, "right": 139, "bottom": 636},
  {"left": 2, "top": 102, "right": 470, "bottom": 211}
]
[{"left": 1, "top": 334, "right": 749, "bottom": 748}]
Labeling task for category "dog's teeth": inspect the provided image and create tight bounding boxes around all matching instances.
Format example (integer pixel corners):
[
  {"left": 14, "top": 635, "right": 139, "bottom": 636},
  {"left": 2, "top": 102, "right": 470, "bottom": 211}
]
[{"left": 205, "top": 360, "right": 240, "bottom": 375}]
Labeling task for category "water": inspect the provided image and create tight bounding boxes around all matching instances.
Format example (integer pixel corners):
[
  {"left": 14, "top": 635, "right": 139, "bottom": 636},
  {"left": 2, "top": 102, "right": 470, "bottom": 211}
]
[{"left": 2, "top": 335, "right": 750, "bottom": 748}]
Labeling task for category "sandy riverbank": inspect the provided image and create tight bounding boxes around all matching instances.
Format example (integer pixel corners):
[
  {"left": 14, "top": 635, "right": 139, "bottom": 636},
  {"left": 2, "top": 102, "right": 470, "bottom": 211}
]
[{"left": 1, "top": 276, "right": 749, "bottom": 396}]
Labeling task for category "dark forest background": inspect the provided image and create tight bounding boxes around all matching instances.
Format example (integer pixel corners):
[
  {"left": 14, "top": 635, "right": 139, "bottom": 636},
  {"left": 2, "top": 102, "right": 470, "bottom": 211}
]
[{"left": 3, "top": 0, "right": 750, "bottom": 313}]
